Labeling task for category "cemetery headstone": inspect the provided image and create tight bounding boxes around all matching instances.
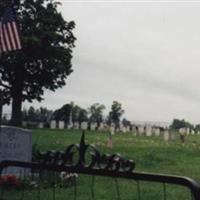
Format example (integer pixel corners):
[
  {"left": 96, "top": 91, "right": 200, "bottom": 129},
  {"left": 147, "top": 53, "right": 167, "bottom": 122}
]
[
  {"left": 81, "top": 122, "right": 88, "bottom": 130},
  {"left": 50, "top": 120, "right": 56, "bottom": 129},
  {"left": 122, "top": 126, "right": 127, "bottom": 133},
  {"left": 90, "top": 123, "right": 97, "bottom": 131},
  {"left": 67, "top": 122, "right": 73, "bottom": 130},
  {"left": 191, "top": 130, "right": 195, "bottom": 135},
  {"left": 38, "top": 122, "right": 44, "bottom": 129},
  {"left": 110, "top": 123, "right": 115, "bottom": 135},
  {"left": 73, "top": 122, "right": 79, "bottom": 130},
  {"left": 131, "top": 126, "right": 137, "bottom": 136},
  {"left": 138, "top": 126, "right": 144, "bottom": 136},
  {"left": 58, "top": 121, "right": 65, "bottom": 129},
  {"left": 186, "top": 128, "right": 190, "bottom": 135},
  {"left": 0, "top": 126, "right": 32, "bottom": 175},
  {"left": 154, "top": 128, "right": 160, "bottom": 136},
  {"left": 145, "top": 125, "right": 152, "bottom": 137},
  {"left": 126, "top": 126, "right": 130, "bottom": 132},
  {"left": 164, "top": 130, "right": 170, "bottom": 141}
]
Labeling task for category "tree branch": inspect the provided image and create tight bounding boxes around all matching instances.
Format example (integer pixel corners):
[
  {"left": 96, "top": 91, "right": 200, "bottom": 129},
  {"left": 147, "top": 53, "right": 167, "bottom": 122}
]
[{"left": 0, "top": 82, "right": 11, "bottom": 89}]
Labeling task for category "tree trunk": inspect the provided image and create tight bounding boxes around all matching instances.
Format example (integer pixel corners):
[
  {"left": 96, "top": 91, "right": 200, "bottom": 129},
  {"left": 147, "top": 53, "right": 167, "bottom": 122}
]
[
  {"left": 10, "top": 65, "right": 24, "bottom": 127},
  {"left": 10, "top": 91, "right": 23, "bottom": 127}
]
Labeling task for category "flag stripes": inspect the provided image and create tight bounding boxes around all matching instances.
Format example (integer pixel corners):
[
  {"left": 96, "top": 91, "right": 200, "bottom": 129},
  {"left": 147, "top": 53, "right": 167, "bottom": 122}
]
[{"left": 0, "top": 6, "right": 22, "bottom": 54}]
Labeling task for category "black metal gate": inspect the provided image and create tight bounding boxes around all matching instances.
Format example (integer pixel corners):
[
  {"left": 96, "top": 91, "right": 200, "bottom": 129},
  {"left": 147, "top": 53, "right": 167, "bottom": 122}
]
[{"left": 0, "top": 132, "right": 200, "bottom": 200}]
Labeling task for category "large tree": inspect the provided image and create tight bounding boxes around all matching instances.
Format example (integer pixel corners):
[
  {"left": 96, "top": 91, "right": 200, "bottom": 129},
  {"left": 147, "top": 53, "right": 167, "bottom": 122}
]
[
  {"left": 52, "top": 104, "right": 71, "bottom": 123},
  {"left": 108, "top": 101, "right": 124, "bottom": 127},
  {"left": 88, "top": 103, "right": 105, "bottom": 125},
  {"left": 170, "top": 119, "right": 193, "bottom": 131},
  {"left": 0, "top": 0, "right": 76, "bottom": 126}
]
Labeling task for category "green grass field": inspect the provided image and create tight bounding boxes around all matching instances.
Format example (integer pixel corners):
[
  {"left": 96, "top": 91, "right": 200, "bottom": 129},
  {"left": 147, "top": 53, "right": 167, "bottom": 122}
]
[
  {"left": 32, "top": 129, "right": 200, "bottom": 181},
  {"left": 2, "top": 129, "right": 200, "bottom": 199}
]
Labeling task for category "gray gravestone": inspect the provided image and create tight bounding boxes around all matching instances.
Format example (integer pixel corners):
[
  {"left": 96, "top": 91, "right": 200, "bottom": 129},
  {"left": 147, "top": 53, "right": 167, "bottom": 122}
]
[
  {"left": 154, "top": 128, "right": 160, "bottom": 136},
  {"left": 138, "top": 126, "right": 144, "bottom": 136},
  {"left": 164, "top": 129, "right": 170, "bottom": 141},
  {"left": 67, "top": 122, "right": 73, "bottom": 130},
  {"left": 81, "top": 121, "right": 88, "bottom": 130},
  {"left": 110, "top": 124, "right": 115, "bottom": 135},
  {"left": 145, "top": 125, "right": 152, "bottom": 136},
  {"left": 58, "top": 121, "right": 65, "bottom": 129},
  {"left": 73, "top": 122, "right": 79, "bottom": 130},
  {"left": 0, "top": 126, "right": 32, "bottom": 175},
  {"left": 50, "top": 120, "right": 56, "bottom": 129},
  {"left": 90, "top": 123, "right": 97, "bottom": 131},
  {"left": 38, "top": 122, "right": 44, "bottom": 129}
]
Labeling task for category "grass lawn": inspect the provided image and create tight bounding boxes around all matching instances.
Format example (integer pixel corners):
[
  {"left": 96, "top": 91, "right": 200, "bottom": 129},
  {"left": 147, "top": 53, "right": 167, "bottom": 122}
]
[
  {"left": 2, "top": 129, "right": 200, "bottom": 199},
  {"left": 32, "top": 129, "right": 200, "bottom": 181}
]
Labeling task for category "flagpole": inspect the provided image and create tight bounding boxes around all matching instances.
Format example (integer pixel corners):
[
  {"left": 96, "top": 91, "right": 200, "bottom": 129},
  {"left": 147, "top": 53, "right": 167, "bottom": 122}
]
[
  {"left": 0, "top": 19, "right": 2, "bottom": 131},
  {"left": 0, "top": 89, "right": 3, "bottom": 130},
  {"left": 0, "top": 1, "right": 22, "bottom": 128}
]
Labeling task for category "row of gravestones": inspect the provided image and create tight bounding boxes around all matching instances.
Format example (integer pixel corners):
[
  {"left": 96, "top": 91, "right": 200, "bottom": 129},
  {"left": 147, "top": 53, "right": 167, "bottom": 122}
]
[
  {"left": 25, "top": 120, "right": 165, "bottom": 135},
  {"left": 134, "top": 127, "right": 175, "bottom": 141},
  {"left": 22, "top": 120, "right": 132, "bottom": 132},
  {"left": 23, "top": 120, "right": 175, "bottom": 142},
  {"left": 179, "top": 127, "right": 200, "bottom": 135}
]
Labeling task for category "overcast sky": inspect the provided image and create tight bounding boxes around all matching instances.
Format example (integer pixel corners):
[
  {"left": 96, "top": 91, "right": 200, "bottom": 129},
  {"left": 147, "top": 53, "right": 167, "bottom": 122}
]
[{"left": 10, "top": 0, "right": 200, "bottom": 124}]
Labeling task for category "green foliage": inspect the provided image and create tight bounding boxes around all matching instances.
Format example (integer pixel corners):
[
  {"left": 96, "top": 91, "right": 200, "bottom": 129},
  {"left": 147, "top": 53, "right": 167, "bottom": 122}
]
[
  {"left": 22, "top": 106, "right": 53, "bottom": 122},
  {"left": 88, "top": 103, "right": 105, "bottom": 124},
  {"left": 0, "top": 0, "right": 76, "bottom": 125},
  {"left": 170, "top": 119, "right": 194, "bottom": 130},
  {"left": 52, "top": 104, "right": 72, "bottom": 123},
  {"left": 108, "top": 101, "right": 124, "bottom": 126},
  {"left": 122, "top": 118, "right": 131, "bottom": 126},
  {"left": 195, "top": 124, "right": 200, "bottom": 132},
  {"left": 70, "top": 103, "right": 88, "bottom": 124}
]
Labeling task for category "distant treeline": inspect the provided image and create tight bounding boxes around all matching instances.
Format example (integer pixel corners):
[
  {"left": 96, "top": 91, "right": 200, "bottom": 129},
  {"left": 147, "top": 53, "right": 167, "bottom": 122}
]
[
  {"left": 16, "top": 101, "right": 131, "bottom": 127},
  {"left": 4, "top": 102, "right": 199, "bottom": 131}
]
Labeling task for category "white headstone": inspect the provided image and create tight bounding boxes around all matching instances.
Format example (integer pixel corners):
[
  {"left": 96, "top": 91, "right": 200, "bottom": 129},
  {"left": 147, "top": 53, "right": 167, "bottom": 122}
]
[
  {"left": 145, "top": 125, "right": 152, "bottom": 137},
  {"left": 131, "top": 126, "right": 136, "bottom": 133},
  {"left": 126, "top": 126, "right": 130, "bottom": 132},
  {"left": 38, "top": 122, "right": 44, "bottom": 129},
  {"left": 90, "top": 123, "right": 97, "bottom": 131},
  {"left": 50, "top": 120, "right": 56, "bottom": 129},
  {"left": 0, "top": 126, "right": 32, "bottom": 175},
  {"left": 164, "top": 130, "right": 170, "bottom": 141},
  {"left": 81, "top": 122, "right": 88, "bottom": 130},
  {"left": 138, "top": 126, "right": 144, "bottom": 136},
  {"left": 179, "top": 128, "right": 186, "bottom": 134},
  {"left": 186, "top": 128, "right": 190, "bottom": 135},
  {"left": 154, "top": 128, "right": 160, "bottom": 136},
  {"left": 73, "top": 122, "right": 79, "bottom": 130},
  {"left": 110, "top": 124, "right": 115, "bottom": 135},
  {"left": 67, "top": 122, "right": 73, "bottom": 130},
  {"left": 122, "top": 126, "right": 127, "bottom": 133},
  {"left": 58, "top": 121, "right": 65, "bottom": 129},
  {"left": 170, "top": 132, "right": 176, "bottom": 141}
]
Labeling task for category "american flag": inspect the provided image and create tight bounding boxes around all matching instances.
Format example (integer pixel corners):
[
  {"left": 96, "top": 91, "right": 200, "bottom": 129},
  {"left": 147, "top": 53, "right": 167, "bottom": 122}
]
[{"left": 0, "top": 5, "right": 22, "bottom": 54}]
